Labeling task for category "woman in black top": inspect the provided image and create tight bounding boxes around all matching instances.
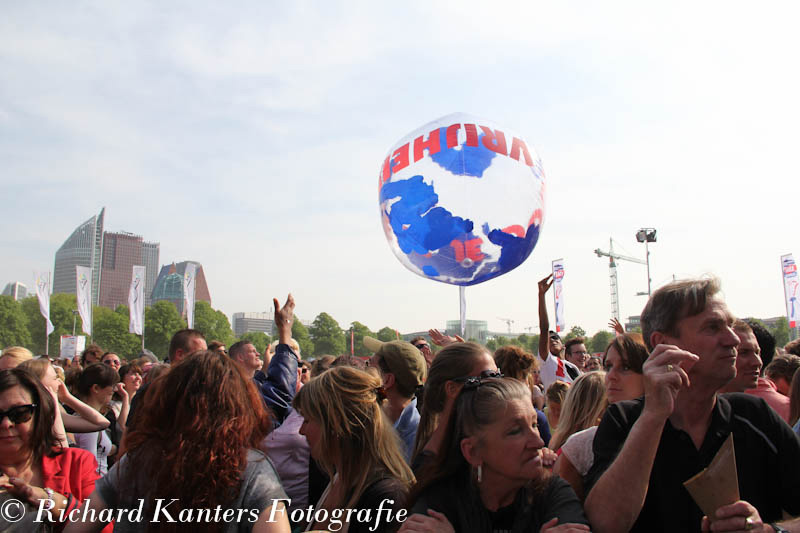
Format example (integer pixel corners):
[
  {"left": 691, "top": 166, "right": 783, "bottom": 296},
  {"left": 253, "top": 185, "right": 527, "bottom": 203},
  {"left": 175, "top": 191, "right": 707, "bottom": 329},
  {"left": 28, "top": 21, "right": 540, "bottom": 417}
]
[{"left": 402, "top": 378, "right": 588, "bottom": 533}]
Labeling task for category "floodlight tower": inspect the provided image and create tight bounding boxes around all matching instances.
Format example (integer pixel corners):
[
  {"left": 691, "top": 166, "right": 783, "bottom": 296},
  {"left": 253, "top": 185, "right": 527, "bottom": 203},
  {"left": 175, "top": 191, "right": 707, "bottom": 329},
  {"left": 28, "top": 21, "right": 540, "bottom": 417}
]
[{"left": 635, "top": 228, "right": 657, "bottom": 297}]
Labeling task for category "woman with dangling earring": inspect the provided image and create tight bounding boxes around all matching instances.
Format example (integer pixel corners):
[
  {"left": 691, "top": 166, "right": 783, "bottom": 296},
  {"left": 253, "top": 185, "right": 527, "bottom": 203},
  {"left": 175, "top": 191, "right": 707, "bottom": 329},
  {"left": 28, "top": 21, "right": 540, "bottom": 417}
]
[{"left": 401, "top": 378, "right": 588, "bottom": 532}]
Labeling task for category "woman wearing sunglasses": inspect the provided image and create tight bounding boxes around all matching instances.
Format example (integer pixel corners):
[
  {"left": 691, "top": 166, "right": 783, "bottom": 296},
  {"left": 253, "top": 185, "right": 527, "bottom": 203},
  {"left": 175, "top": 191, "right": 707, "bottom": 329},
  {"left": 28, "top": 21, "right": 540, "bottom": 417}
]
[
  {"left": 0, "top": 368, "right": 102, "bottom": 531},
  {"left": 411, "top": 342, "right": 500, "bottom": 470},
  {"left": 401, "top": 378, "right": 589, "bottom": 532}
]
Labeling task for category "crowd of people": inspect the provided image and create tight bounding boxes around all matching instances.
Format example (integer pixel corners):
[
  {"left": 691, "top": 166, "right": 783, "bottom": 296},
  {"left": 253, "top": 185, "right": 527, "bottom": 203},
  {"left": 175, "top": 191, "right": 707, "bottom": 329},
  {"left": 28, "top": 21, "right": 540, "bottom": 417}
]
[{"left": 1, "top": 278, "right": 799, "bottom": 532}]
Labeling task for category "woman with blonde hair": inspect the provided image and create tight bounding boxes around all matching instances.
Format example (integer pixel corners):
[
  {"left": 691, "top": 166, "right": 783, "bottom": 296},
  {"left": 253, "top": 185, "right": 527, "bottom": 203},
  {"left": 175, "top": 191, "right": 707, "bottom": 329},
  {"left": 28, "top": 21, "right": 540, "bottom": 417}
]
[
  {"left": 18, "top": 357, "right": 111, "bottom": 448},
  {"left": 548, "top": 371, "right": 607, "bottom": 452},
  {"left": 294, "top": 365, "right": 414, "bottom": 532},
  {"left": 0, "top": 346, "right": 34, "bottom": 370}
]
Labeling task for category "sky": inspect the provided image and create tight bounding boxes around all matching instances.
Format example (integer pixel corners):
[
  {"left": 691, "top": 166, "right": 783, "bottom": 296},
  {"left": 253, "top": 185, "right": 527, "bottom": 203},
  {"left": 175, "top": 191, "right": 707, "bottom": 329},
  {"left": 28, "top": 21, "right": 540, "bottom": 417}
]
[{"left": 2, "top": 1, "right": 798, "bottom": 338}]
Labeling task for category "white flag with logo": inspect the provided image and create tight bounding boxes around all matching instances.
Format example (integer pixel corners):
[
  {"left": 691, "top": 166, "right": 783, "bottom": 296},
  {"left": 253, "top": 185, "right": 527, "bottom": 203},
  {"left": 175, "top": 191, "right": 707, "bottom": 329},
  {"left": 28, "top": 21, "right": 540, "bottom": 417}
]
[
  {"left": 34, "top": 271, "right": 54, "bottom": 335},
  {"left": 552, "top": 259, "right": 566, "bottom": 333},
  {"left": 76, "top": 265, "right": 92, "bottom": 336},
  {"left": 781, "top": 254, "right": 799, "bottom": 328},
  {"left": 183, "top": 263, "right": 197, "bottom": 328},
  {"left": 128, "top": 265, "right": 146, "bottom": 335}
]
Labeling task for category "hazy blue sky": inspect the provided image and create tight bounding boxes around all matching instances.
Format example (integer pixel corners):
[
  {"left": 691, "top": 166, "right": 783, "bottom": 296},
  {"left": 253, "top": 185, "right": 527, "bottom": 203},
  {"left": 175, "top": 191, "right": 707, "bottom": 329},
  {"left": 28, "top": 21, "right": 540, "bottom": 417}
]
[{"left": 2, "top": 1, "right": 798, "bottom": 337}]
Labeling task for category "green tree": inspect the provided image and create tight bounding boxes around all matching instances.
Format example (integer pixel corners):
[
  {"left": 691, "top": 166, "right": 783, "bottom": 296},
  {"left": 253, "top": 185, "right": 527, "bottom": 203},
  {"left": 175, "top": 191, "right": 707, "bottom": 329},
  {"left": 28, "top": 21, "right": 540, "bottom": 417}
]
[
  {"left": 486, "top": 338, "right": 498, "bottom": 351},
  {"left": 770, "top": 317, "right": 790, "bottom": 348},
  {"left": 376, "top": 326, "right": 399, "bottom": 342},
  {"left": 239, "top": 331, "right": 271, "bottom": 354},
  {"left": 590, "top": 330, "right": 614, "bottom": 353},
  {"left": 194, "top": 301, "right": 235, "bottom": 347},
  {"left": 309, "top": 312, "right": 346, "bottom": 356},
  {"left": 347, "top": 321, "right": 376, "bottom": 358},
  {"left": 21, "top": 293, "right": 79, "bottom": 355},
  {"left": 92, "top": 306, "right": 141, "bottom": 360},
  {"left": 144, "top": 301, "right": 186, "bottom": 359},
  {"left": 564, "top": 325, "right": 587, "bottom": 342},
  {"left": 291, "top": 318, "right": 315, "bottom": 358},
  {"left": 0, "top": 296, "right": 32, "bottom": 348}
]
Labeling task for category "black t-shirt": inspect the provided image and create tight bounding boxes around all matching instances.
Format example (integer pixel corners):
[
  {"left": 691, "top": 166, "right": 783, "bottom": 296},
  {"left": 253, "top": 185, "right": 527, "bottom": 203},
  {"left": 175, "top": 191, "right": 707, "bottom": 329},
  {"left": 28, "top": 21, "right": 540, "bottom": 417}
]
[
  {"left": 487, "top": 503, "right": 515, "bottom": 533},
  {"left": 411, "top": 470, "right": 587, "bottom": 532},
  {"left": 585, "top": 393, "right": 800, "bottom": 532}
]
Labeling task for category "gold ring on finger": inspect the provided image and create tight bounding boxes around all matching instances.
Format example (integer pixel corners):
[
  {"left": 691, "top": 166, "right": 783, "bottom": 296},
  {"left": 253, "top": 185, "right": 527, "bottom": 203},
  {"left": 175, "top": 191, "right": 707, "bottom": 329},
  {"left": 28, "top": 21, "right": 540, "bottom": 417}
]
[
  {"left": 745, "top": 517, "right": 754, "bottom": 530},
  {"left": 666, "top": 364, "right": 674, "bottom": 372}
]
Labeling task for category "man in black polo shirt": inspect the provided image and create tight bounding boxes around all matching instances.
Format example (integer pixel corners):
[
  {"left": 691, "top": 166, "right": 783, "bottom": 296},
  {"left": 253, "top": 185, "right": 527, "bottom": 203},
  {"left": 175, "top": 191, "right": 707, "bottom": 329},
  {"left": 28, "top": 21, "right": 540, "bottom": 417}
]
[{"left": 584, "top": 277, "right": 800, "bottom": 533}]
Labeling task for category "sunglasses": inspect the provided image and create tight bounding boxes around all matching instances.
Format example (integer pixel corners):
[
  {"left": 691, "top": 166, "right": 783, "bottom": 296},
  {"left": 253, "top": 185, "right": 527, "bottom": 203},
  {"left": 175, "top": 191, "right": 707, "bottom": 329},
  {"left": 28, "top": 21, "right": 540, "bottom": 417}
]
[
  {"left": 452, "top": 370, "right": 504, "bottom": 389},
  {"left": 0, "top": 404, "right": 37, "bottom": 424},
  {"left": 300, "top": 367, "right": 309, "bottom": 374},
  {"left": 413, "top": 343, "right": 429, "bottom": 350}
]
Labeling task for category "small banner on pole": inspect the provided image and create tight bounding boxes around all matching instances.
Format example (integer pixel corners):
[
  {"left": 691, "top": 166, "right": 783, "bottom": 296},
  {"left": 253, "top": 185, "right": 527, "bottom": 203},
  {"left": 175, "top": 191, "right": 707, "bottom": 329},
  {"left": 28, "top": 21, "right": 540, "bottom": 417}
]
[
  {"left": 129, "top": 265, "right": 146, "bottom": 335},
  {"left": 552, "top": 259, "right": 566, "bottom": 333},
  {"left": 781, "top": 254, "right": 798, "bottom": 328},
  {"left": 76, "top": 265, "right": 92, "bottom": 336},
  {"left": 183, "top": 263, "right": 197, "bottom": 328},
  {"left": 34, "top": 271, "right": 54, "bottom": 335}
]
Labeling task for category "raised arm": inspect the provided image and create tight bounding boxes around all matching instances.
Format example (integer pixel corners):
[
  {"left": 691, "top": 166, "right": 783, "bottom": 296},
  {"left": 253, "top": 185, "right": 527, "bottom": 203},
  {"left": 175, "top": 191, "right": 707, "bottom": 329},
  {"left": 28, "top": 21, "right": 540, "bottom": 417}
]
[
  {"left": 584, "top": 345, "right": 698, "bottom": 532},
  {"left": 57, "top": 380, "right": 111, "bottom": 433},
  {"left": 114, "top": 383, "right": 130, "bottom": 431},
  {"left": 538, "top": 274, "right": 553, "bottom": 362},
  {"left": 254, "top": 294, "right": 299, "bottom": 425}
]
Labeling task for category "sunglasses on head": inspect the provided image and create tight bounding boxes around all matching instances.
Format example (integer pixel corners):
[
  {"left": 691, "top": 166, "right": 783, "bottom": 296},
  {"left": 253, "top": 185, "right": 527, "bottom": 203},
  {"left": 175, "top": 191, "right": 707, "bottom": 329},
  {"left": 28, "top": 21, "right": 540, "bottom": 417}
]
[
  {"left": 0, "top": 404, "right": 37, "bottom": 424},
  {"left": 452, "top": 370, "right": 503, "bottom": 389}
]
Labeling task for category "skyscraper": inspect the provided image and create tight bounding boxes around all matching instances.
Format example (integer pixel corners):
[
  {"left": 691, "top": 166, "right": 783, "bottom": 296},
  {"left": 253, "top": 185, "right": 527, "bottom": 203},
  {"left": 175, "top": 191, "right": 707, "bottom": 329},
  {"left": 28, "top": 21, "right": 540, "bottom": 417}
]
[
  {"left": 98, "top": 231, "right": 160, "bottom": 310},
  {"left": 53, "top": 208, "right": 160, "bottom": 310},
  {"left": 151, "top": 261, "right": 211, "bottom": 315},
  {"left": 53, "top": 208, "right": 105, "bottom": 306},
  {"left": 1, "top": 282, "right": 28, "bottom": 300}
]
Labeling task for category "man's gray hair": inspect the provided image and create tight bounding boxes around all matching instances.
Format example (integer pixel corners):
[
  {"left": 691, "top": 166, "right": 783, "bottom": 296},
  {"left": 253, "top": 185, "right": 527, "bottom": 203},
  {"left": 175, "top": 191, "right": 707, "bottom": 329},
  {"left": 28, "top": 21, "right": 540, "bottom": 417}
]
[{"left": 641, "top": 277, "right": 722, "bottom": 351}]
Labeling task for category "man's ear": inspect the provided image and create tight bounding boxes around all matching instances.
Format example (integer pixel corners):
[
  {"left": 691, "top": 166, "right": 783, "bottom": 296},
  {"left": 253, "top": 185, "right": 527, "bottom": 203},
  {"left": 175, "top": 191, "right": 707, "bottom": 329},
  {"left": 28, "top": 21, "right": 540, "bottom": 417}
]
[
  {"left": 383, "top": 372, "right": 396, "bottom": 390},
  {"left": 650, "top": 331, "right": 667, "bottom": 348},
  {"left": 460, "top": 436, "right": 481, "bottom": 467}
]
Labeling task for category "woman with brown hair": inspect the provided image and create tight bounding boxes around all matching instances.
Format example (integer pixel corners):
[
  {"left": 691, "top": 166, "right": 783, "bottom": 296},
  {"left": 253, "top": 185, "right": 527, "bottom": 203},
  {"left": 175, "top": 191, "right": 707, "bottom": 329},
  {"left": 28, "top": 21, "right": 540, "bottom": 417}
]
[
  {"left": 411, "top": 342, "right": 500, "bottom": 469},
  {"left": 552, "top": 333, "right": 648, "bottom": 500},
  {"left": 293, "top": 366, "right": 414, "bottom": 533},
  {"left": 0, "top": 368, "right": 102, "bottom": 532},
  {"left": 64, "top": 350, "right": 290, "bottom": 533}
]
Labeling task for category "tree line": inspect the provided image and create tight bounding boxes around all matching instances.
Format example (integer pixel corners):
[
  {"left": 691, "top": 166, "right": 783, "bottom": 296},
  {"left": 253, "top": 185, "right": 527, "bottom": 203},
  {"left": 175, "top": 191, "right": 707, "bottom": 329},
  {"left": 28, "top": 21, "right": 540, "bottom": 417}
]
[{"left": 0, "top": 294, "right": 793, "bottom": 360}]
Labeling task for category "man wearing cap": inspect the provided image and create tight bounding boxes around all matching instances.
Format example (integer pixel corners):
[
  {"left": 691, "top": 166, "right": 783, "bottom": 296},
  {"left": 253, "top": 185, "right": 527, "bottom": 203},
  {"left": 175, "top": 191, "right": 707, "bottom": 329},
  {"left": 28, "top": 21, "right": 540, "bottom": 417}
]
[
  {"left": 364, "top": 337, "right": 427, "bottom": 463},
  {"left": 537, "top": 275, "right": 579, "bottom": 390}
]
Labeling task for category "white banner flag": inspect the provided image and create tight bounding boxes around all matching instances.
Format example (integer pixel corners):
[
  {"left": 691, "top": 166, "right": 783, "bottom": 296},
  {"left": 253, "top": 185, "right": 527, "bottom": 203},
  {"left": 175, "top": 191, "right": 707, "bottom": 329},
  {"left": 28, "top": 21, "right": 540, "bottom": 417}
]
[
  {"left": 183, "top": 263, "right": 197, "bottom": 328},
  {"left": 34, "top": 271, "right": 54, "bottom": 336},
  {"left": 781, "top": 254, "right": 799, "bottom": 329},
  {"left": 128, "top": 265, "right": 146, "bottom": 335},
  {"left": 76, "top": 265, "right": 92, "bottom": 336},
  {"left": 552, "top": 259, "right": 566, "bottom": 333}
]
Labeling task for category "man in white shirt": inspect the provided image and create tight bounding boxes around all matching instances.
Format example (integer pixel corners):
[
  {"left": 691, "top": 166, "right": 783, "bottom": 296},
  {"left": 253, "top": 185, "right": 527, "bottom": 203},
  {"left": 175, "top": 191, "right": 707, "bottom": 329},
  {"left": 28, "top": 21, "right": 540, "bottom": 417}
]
[{"left": 537, "top": 274, "right": 579, "bottom": 390}]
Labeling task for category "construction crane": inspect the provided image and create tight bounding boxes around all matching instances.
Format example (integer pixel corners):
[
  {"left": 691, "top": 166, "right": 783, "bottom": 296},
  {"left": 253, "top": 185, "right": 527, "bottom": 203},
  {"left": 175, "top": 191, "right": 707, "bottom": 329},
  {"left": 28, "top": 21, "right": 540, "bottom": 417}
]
[
  {"left": 594, "top": 238, "right": 647, "bottom": 320},
  {"left": 498, "top": 317, "right": 515, "bottom": 334}
]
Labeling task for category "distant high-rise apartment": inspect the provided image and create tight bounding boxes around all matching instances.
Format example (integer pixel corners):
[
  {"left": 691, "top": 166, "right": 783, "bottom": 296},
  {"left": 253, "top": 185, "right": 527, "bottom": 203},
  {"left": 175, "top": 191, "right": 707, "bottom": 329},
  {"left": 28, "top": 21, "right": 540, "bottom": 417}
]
[
  {"left": 151, "top": 261, "right": 211, "bottom": 315},
  {"left": 53, "top": 208, "right": 105, "bottom": 306},
  {"left": 1, "top": 282, "right": 28, "bottom": 300},
  {"left": 53, "top": 208, "right": 160, "bottom": 310},
  {"left": 98, "top": 232, "right": 160, "bottom": 310},
  {"left": 232, "top": 312, "right": 275, "bottom": 337}
]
